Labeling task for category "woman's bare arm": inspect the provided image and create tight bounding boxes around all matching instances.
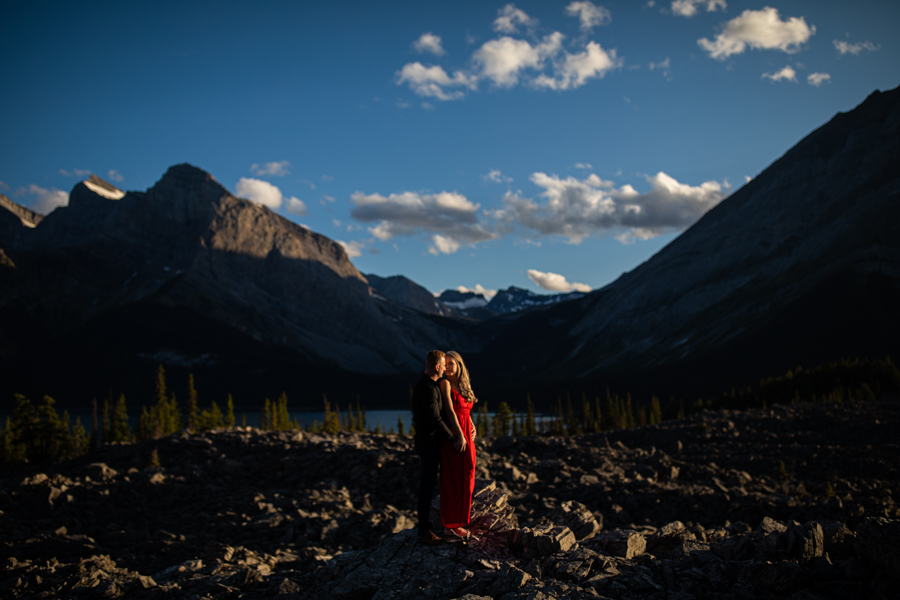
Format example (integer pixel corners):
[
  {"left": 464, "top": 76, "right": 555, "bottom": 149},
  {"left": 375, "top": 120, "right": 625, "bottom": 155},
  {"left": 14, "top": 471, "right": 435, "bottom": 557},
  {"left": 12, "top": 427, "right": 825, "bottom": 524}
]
[{"left": 440, "top": 380, "right": 467, "bottom": 452}]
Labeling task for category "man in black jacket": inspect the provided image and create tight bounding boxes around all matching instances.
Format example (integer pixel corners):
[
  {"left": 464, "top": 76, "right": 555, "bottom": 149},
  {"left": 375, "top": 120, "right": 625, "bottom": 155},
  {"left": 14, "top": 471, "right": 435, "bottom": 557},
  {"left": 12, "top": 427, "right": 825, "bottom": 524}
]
[{"left": 411, "top": 349, "right": 457, "bottom": 545}]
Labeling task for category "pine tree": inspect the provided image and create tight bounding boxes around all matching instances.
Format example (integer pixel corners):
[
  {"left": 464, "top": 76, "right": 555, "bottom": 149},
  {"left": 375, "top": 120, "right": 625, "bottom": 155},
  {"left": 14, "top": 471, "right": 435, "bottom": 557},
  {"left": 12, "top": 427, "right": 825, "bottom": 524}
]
[
  {"left": 7, "top": 396, "right": 35, "bottom": 462},
  {"left": 493, "top": 402, "right": 513, "bottom": 437},
  {"left": 397, "top": 415, "right": 406, "bottom": 436},
  {"left": 0, "top": 418, "right": 9, "bottom": 463},
  {"left": 206, "top": 401, "right": 224, "bottom": 429},
  {"left": 605, "top": 389, "right": 620, "bottom": 430},
  {"left": 524, "top": 395, "right": 536, "bottom": 436},
  {"left": 261, "top": 398, "right": 273, "bottom": 430},
  {"left": 101, "top": 399, "right": 111, "bottom": 445},
  {"left": 241, "top": 414, "right": 247, "bottom": 428},
  {"left": 187, "top": 374, "right": 199, "bottom": 431},
  {"left": 624, "top": 393, "right": 636, "bottom": 428},
  {"left": 135, "top": 406, "right": 151, "bottom": 441},
  {"left": 109, "top": 394, "right": 131, "bottom": 443},
  {"left": 511, "top": 410, "right": 520, "bottom": 436},
  {"left": 70, "top": 417, "right": 89, "bottom": 457},
  {"left": 322, "top": 396, "right": 340, "bottom": 434},
  {"left": 225, "top": 394, "right": 236, "bottom": 428},
  {"left": 89, "top": 398, "right": 100, "bottom": 450},
  {"left": 274, "top": 392, "right": 290, "bottom": 430},
  {"left": 649, "top": 396, "right": 663, "bottom": 425},
  {"left": 565, "top": 393, "right": 580, "bottom": 435},
  {"left": 374, "top": 421, "right": 382, "bottom": 435},
  {"left": 33, "top": 396, "right": 70, "bottom": 462},
  {"left": 155, "top": 364, "right": 167, "bottom": 406}
]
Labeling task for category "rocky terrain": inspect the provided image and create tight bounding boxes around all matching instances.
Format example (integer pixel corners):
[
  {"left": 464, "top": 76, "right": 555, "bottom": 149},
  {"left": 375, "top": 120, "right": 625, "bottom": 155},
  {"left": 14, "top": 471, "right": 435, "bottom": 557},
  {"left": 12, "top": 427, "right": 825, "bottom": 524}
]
[{"left": 2, "top": 399, "right": 898, "bottom": 599}]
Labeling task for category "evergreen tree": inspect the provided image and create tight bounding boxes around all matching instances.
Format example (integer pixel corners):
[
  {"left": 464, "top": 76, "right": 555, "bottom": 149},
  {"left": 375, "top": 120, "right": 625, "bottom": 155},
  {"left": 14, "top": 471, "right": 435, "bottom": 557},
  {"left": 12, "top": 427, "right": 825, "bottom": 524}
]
[
  {"left": 109, "top": 394, "right": 131, "bottom": 443},
  {"left": 89, "top": 398, "right": 100, "bottom": 450},
  {"left": 565, "top": 394, "right": 580, "bottom": 435},
  {"left": 511, "top": 410, "right": 520, "bottom": 436},
  {"left": 274, "top": 392, "right": 290, "bottom": 430},
  {"left": 374, "top": 422, "right": 382, "bottom": 435},
  {"left": 261, "top": 398, "right": 273, "bottom": 430},
  {"left": 476, "top": 402, "right": 490, "bottom": 437},
  {"left": 135, "top": 406, "right": 151, "bottom": 441},
  {"left": 605, "top": 389, "right": 620, "bottom": 430},
  {"left": 322, "top": 396, "right": 340, "bottom": 434},
  {"left": 523, "top": 394, "right": 536, "bottom": 435},
  {"left": 0, "top": 418, "right": 8, "bottom": 463},
  {"left": 187, "top": 374, "right": 200, "bottom": 431},
  {"left": 32, "top": 396, "right": 70, "bottom": 462},
  {"left": 225, "top": 394, "right": 236, "bottom": 428},
  {"left": 155, "top": 364, "right": 167, "bottom": 406},
  {"left": 70, "top": 417, "right": 89, "bottom": 457},
  {"left": 649, "top": 396, "right": 663, "bottom": 425},
  {"left": 241, "top": 414, "right": 247, "bottom": 428},
  {"left": 397, "top": 414, "right": 406, "bottom": 436},
  {"left": 206, "top": 401, "right": 224, "bottom": 429},
  {"left": 624, "top": 393, "right": 636, "bottom": 428},
  {"left": 493, "top": 402, "right": 513, "bottom": 437},
  {"left": 101, "top": 399, "right": 111, "bottom": 445}
]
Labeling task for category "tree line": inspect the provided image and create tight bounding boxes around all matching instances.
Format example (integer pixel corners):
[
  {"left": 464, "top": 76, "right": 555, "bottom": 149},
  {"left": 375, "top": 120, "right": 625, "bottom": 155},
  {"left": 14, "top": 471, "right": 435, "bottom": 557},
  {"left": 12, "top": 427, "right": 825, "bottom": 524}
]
[{"left": 2, "top": 356, "right": 897, "bottom": 464}]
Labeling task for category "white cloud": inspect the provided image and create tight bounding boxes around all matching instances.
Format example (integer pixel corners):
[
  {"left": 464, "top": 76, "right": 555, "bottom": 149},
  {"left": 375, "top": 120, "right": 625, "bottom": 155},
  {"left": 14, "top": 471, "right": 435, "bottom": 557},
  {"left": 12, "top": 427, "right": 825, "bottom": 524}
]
[
  {"left": 574, "top": 163, "right": 593, "bottom": 170},
  {"left": 493, "top": 171, "right": 726, "bottom": 243},
  {"left": 565, "top": 1, "right": 611, "bottom": 31},
  {"left": 235, "top": 178, "right": 285, "bottom": 209},
  {"left": 454, "top": 284, "right": 497, "bottom": 300},
  {"left": 396, "top": 62, "right": 476, "bottom": 100},
  {"left": 473, "top": 34, "right": 562, "bottom": 88},
  {"left": 485, "top": 169, "right": 512, "bottom": 183},
  {"left": 0, "top": 181, "right": 9, "bottom": 192},
  {"left": 493, "top": 4, "right": 537, "bottom": 34},
  {"left": 59, "top": 168, "right": 91, "bottom": 177},
  {"left": 833, "top": 40, "right": 878, "bottom": 56},
  {"left": 649, "top": 57, "right": 671, "bottom": 72},
  {"left": 396, "top": 7, "right": 622, "bottom": 101},
  {"left": 250, "top": 161, "right": 291, "bottom": 177},
  {"left": 671, "top": 0, "right": 725, "bottom": 17},
  {"left": 285, "top": 197, "right": 308, "bottom": 215},
  {"left": 807, "top": 72, "right": 831, "bottom": 87},
  {"left": 533, "top": 41, "right": 621, "bottom": 90},
  {"left": 322, "top": 174, "right": 334, "bottom": 182},
  {"left": 338, "top": 240, "right": 364, "bottom": 258},
  {"left": 21, "top": 184, "right": 69, "bottom": 214},
  {"left": 527, "top": 269, "right": 592, "bottom": 293},
  {"left": 699, "top": 7, "right": 815, "bottom": 60},
  {"left": 429, "top": 234, "right": 460, "bottom": 255},
  {"left": 762, "top": 65, "right": 797, "bottom": 82},
  {"left": 107, "top": 169, "right": 124, "bottom": 183},
  {"left": 414, "top": 32, "right": 445, "bottom": 55},
  {"left": 350, "top": 189, "right": 496, "bottom": 253}
]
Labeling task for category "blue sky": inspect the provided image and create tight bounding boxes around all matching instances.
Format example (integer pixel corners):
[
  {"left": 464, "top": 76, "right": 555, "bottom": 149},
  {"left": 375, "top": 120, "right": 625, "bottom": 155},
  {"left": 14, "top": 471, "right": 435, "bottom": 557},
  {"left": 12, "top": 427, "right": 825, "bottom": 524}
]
[{"left": 2, "top": 1, "right": 898, "bottom": 298}]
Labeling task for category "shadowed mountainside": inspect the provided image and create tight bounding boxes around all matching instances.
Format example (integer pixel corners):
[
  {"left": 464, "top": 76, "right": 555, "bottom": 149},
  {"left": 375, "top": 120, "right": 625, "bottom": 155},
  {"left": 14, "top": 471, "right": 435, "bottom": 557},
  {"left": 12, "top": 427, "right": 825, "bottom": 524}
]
[
  {"left": 0, "top": 167, "right": 482, "bottom": 405},
  {"left": 473, "top": 85, "right": 900, "bottom": 397}
]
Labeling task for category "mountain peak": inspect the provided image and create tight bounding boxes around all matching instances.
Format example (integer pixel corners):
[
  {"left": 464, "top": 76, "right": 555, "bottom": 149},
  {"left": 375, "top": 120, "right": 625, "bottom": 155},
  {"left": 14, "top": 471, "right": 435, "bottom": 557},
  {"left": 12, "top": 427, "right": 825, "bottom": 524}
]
[{"left": 82, "top": 174, "right": 125, "bottom": 200}]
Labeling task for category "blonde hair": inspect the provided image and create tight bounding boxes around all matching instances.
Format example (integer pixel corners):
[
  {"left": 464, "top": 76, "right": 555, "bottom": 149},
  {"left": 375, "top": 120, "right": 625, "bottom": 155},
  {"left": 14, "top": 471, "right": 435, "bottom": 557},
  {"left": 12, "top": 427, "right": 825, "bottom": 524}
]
[{"left": 445, "top": 351, "right": 477, "bottom": 403}]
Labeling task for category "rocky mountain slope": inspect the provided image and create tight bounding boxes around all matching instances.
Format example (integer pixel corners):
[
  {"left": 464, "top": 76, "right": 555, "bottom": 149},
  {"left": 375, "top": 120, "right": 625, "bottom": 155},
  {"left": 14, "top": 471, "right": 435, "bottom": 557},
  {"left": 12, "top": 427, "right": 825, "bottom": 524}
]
[
  {"left": 1, "top": 399, "right": 897, "bottom": 598},
  {"left": 0, "top": 166, "right": 481, "bottom": 402},
  {"left": 476, "top": 85, "right": 900, "bottom": 392}
]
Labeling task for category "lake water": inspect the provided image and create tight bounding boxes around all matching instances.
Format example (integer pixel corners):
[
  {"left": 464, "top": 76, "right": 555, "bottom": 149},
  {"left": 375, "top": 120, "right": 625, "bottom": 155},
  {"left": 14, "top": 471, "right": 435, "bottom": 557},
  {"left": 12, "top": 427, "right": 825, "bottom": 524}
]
[{"left": 1, "top": 408, "right": 553, "bottom": 434}]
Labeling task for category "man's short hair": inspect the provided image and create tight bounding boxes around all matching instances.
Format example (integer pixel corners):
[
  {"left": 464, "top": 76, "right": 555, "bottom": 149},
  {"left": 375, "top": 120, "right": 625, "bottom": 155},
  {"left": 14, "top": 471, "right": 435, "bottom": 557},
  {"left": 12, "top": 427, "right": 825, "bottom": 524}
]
[{"left": 425, "top": 350, "right": 445, "bottom": 368}]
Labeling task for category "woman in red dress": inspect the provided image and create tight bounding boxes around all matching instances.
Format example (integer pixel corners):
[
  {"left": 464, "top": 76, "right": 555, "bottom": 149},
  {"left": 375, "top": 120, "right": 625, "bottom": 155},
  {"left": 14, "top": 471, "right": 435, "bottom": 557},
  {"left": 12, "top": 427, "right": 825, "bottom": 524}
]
[{"left": 439, "top": 350, "right": 478, "bottom": 538}]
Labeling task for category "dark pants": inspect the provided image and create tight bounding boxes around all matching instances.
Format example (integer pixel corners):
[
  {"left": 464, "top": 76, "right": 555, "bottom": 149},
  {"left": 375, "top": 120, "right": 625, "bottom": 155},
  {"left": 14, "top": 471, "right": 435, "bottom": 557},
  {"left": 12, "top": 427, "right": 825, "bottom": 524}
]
[{"left": 416, "top": 442, "right": 441, "bottom": 535}]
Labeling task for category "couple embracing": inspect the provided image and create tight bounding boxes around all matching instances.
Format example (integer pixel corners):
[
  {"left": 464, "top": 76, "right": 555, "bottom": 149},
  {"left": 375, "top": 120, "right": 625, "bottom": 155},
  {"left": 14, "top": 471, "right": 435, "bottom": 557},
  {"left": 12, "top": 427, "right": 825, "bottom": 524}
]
[{"left": 411, "top": 349, "right": 478, "bottom": 545}]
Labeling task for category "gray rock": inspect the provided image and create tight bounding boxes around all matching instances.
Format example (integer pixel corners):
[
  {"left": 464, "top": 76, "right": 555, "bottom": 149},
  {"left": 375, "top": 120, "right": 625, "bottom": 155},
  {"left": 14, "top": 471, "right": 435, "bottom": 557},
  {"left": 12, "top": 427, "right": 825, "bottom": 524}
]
[{"left": 586, "top": 529, "right": 646, "bottom": 559}]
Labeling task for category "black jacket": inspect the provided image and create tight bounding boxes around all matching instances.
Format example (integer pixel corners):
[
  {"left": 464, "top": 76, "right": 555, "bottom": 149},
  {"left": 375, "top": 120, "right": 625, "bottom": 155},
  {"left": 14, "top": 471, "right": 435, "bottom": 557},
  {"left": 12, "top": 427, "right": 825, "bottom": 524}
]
[{"left": 411, "top": 374, "right": 455, "bottom": 454}]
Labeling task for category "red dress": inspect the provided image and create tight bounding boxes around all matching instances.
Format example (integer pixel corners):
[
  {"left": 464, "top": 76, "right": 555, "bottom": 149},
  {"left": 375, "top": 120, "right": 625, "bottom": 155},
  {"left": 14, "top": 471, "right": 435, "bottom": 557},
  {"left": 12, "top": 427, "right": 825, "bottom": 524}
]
[{"left": 440, "top": 388, "right": 476, "bottom": 529}]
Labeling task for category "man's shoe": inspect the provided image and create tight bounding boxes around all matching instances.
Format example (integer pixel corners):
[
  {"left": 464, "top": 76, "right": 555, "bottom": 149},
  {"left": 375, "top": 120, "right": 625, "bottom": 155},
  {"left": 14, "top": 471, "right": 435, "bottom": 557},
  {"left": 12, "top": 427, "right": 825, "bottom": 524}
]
[
  {"left": 447, "top": 527, "right": 470, "bottom": 539},
  {"left": 417, "top": 531, "right": 443, "bottom": 546}
]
